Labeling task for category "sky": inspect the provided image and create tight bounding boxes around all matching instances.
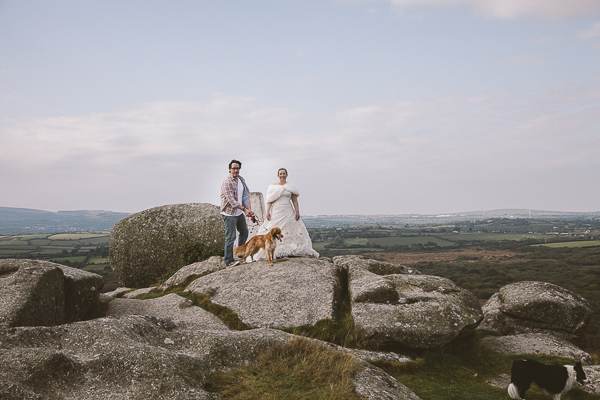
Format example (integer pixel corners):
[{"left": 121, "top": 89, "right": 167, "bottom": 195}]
[{"left": 1, "top": 0, "right": 599, "bottom": 216}]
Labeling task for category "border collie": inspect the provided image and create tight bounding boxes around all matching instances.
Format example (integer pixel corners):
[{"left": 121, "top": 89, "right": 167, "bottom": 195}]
[{"left": 508, "top": 359, "right": 589, "bottom": 400}]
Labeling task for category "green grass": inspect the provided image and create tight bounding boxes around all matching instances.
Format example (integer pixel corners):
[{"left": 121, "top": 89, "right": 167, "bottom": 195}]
[
  {"left": 133, "top": 284, "right": 251, "bottom": 331},
  {"left": 0, "top": 249, "right": 27, "bottom": 255},
  {"left": 50, "top": 256, "right": 87, "bottom": 263},
  {"left": 344, "top": 238, "right": 369, "bottom": 245},
  {"left": 311, "top": 242, "right": 326, "bottom": 251},
  {"left": 87, "top": 256, "right": 109, "bottom": 263},
  {"left": 82, "top": 264, "right": 110, "bottom": 273},
  {"left": 436, "top": 233, "right": 550, "bottom": 241},
  {"left": 28, "top": 239, "right": 52, "bottom": 246},
  {"left": 282, "top": 268, "right": 379, "bottom": 350},
  {"left": 374, "top": 331, "right": 596, "bottom": 400},
  {"left": 47, "top": 232, "right": 109, "bottom": 240},
  {"left": 204, "top": 326, "right": 597, "bottom": 400},
  {"left": 0, "top": 239, "right": 29, "bottom": 246},
  {"left": 33, "top": 246, "right": 75, "bottom": 254},
  {"left": 368, "top": 236, "right": 455, "bottom": 247},
  {"left": 534, "top": 241, "right": 600, "bottom": 248},
  {"left": 0, "top": 234, "right": 49, "bottom": 239},
  {"left": 205, "top": 336, "right": 363, "bottom": 400}
]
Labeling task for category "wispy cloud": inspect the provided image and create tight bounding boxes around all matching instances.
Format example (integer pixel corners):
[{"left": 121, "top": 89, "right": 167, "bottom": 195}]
[
  {"left": 2, "top": 81, "right": 598, "bottom": 213},
  {"left": 528, "top": 35, "right": 557, "bottom": 45},
  {"left": 382, "top": 0, "right": 600, "bottom": 21},
  {"left": 579, "top": 22, "right": 600, "bottom": 40},
  {"left": 501, "top": 52, "right": 548, "bottom": 66}
]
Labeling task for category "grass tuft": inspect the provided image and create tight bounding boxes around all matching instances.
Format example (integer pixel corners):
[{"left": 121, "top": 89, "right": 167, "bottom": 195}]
[
  {"left": 283, "top": 267, "right": 382, "bottom": 350},
  {"left": 133, "top": 288, "right": 251, "bottom": 331},
  {"left": 205, "top": 336, "right": 364, "bottom": 400},
  {"left": 180, "top": 291, "right": 251, "bottom": 331}
]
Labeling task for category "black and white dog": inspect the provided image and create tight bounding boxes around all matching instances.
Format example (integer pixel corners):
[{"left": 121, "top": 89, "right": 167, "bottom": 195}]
[{"left": 508, "top": 358, "right": 589, "bottom": 400}]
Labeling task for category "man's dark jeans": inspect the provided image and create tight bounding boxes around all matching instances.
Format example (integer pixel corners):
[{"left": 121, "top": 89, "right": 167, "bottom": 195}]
[{"left": 222, "top": 214, "right": 248, "bottom": 265}]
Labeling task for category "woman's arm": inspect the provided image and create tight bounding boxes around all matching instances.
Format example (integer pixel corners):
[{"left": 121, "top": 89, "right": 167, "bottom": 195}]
[
  {"left": 291, "top": 194, "right": 300, "bottom": 221},
  {"left": 266, "top": 202, "right": 272, "bottom": 221}
]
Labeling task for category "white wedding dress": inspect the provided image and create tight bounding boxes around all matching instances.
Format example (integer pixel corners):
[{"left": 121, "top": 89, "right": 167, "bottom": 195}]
[{"left": 255, "top": 182, "right": 319, "bottom": 259}]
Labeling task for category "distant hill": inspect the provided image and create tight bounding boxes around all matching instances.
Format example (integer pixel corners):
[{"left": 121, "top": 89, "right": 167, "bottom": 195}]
[
  {"left": 2, "top": 206, "right": 599, "bottom": 234},
  {"left": 303, "top": 209, "right": 600, "bottom": 228},
  {"left": 0, "top": 207, "right": 131, "bottom": 235}
]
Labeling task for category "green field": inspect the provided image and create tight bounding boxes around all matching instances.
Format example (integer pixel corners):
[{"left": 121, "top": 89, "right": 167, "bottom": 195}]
[
  {"left": 368, "top": 236, "right": 455, "bottom": 247},
  {"left": 0, "top": 232, "right": 115, "bottom": 291},
  {"left": 436, "top": 232, "right": 551, "bottom": 241},
  {"left": 534, "top": 240, "right": 600, "bottom": 248}
]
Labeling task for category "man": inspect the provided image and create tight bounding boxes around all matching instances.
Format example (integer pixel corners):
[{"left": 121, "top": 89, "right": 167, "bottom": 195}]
[{"left": 220, "top": 159, "right": 252, "bottom": 266}]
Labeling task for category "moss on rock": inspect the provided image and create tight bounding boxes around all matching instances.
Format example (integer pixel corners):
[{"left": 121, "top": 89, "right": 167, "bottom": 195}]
[{"left": 109, "top": 203, "right": 225, "bottom": 288}]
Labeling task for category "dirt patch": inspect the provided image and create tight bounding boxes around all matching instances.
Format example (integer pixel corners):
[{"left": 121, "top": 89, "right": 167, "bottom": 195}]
[{"left": 364, "top": 248, "right": 521, "bottom": 265}]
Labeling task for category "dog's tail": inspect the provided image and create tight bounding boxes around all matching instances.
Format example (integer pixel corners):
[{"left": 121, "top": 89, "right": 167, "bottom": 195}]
[
  {"left": 507, "top": 383, "right": 521, "bottom": 399},
  {"left": 233, "top": 244, "right": 246, "bottom": 257}
]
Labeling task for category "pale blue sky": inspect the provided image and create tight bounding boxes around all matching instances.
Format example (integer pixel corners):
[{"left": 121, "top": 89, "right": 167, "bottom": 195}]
[{"left": 1, "top": 0, "right": 599, "bottom": 215}]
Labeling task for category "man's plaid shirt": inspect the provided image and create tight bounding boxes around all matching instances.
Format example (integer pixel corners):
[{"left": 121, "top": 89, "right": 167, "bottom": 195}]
[{"left": 220, "top": 175, "right": 250, "bottom": 215}]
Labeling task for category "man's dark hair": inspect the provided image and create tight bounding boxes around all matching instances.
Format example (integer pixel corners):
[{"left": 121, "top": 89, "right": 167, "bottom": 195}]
[{"left": 229, "top": 159, "right": 242, "bottom": 170}]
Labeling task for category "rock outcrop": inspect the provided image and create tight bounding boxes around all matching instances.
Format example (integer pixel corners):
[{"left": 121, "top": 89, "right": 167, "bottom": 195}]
[
  {"left": 337, "top": 255, "right": 483, "bottom": 349},
  {"left": 188, "top": 257, "right": 340, "bottom": 329},
  {"left": 60, "top": 262, "right": 105, "bottom": 322},
  {"left": 0, "top": 314, "right": 422, "bottom": 400},
  {"left": 245, "top": 192, "right": 266, "bottom": 240},
  {"left": 0, "top": 315, "right": 291, "bottom": 399},
  {"left": 107, "top": 293, "right": 229, "bottom": 330},
  {"left": 162, "top": 256, "right": 227, "bottom": 288},
  {"left": 0, "top": 259, "right": 103, "bottom": 327},
  {"left": 479, "top": 281, "right": 593, "bottom": 345},
  {"left": 2, "top": 253, "right": 597, "bottom": 399},
  {"left": 481, "top": 333, "right": 593, "bottom": 364},
  {"left": 109, "top": 203, "right": 225, "bottom": 288}
]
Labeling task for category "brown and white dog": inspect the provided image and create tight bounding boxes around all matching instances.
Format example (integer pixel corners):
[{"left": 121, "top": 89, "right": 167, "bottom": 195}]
[{"left": 234, "top": 227, "right": 283, "bottom": 266}]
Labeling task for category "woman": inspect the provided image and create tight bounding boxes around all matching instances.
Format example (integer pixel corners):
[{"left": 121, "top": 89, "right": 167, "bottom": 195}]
[{"left": 256, "top": 168, "right": 319, "bottom": 259}]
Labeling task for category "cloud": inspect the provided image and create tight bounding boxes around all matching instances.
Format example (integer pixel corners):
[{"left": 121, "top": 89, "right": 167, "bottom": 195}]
[
  {"left": 500, "top": 52, "right": 548, "bottom": 66},
  {"left": 1, "top": 82, "right": 599, "bottom": 214},
  {"left": 3, "top": 87, "right": 598, "bottom": 173},
  {"left": 579, "top": 22, "right": 600, "bottom": 39},
  {"left": 382, "top": 0, "right": 600, "bottom": 21},
  {"left": 0, "top": 94, "right": 300, "bottom": 167},
  {"left": 528, "top": 35, "right": 557, "bottom": 45}
]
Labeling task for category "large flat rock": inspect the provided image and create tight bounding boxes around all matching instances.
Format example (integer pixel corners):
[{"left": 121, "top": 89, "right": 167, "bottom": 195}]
[
  {"left": 107, "top": 293, "right": 229, "bottom": 330},
  {"left": 188, "top": 258, "right": 340, "bottom": 329}
]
